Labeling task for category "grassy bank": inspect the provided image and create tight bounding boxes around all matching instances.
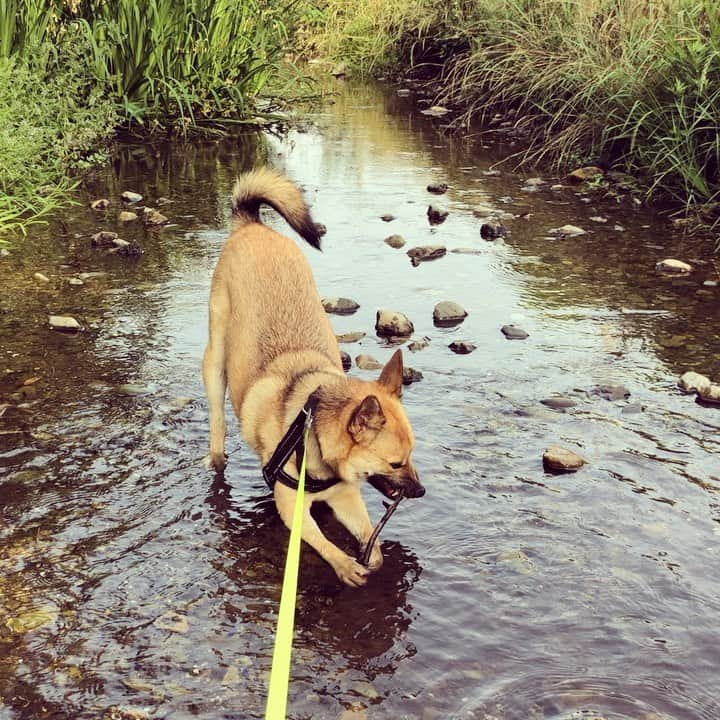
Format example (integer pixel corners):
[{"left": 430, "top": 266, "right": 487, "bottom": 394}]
[
  {"left": 307, "top": 0, "right": 720, "bottom": 219},
  {"left": 0, "top": 0, "right": 309, "bottom": 239}
]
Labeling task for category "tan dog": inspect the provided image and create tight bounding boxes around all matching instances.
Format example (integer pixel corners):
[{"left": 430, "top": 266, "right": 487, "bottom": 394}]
[{"left": 203, "top": 168, "right": 424, "bottom": 587}]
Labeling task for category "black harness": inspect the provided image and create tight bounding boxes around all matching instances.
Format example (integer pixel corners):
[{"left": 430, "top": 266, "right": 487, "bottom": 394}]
[{"left": 262, "top": 392, "right": 343, "bottom": 494}]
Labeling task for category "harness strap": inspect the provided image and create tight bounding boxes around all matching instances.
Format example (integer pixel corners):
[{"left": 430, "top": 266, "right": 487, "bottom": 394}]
[{"left": 262, "top": 392, "right": 342, "bottom": 494}]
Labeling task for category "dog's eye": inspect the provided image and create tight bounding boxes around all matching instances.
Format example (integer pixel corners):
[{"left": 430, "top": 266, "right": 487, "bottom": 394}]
[{"left": 389, "top": 461, "right": 405, "bottom": 469}]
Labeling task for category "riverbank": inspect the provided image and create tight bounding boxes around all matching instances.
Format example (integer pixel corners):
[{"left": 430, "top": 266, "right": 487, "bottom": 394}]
[
  {"left": 0, "top": 0, "right": 311, "bottom": 239},
  {"left": 305, "top": 0, "right": 720, "bottom": 237}
]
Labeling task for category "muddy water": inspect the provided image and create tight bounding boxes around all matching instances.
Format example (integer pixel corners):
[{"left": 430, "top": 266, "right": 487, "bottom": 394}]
[{"left": 1, "top": 81, "right": 720, "bottom": 720}]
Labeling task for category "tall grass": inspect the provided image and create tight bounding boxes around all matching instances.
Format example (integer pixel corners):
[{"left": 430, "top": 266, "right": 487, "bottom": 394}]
[{"left": 308, "top": 0, "right": 720, "bottom": 213}]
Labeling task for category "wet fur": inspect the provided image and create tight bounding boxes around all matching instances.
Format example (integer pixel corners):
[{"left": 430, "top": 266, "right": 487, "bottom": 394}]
[{"left": 203, "top": 168, "right": 423, "bottom": 587}]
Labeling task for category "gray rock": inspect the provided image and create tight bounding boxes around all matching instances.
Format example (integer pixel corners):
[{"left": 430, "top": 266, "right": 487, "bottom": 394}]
[
  {"left": 449, "top": 341, "right": 476, "bottom": 354},
  {"left": 68, "top": 278, "right": 84, "bottom": 286},
  {"left": 543, "top": 445, "right": 586, "bottom": 472},
  {"left": 380, "top": 213, "right": 395, "bottom": 222},
  {"left": 112, "top": 239, "right": 144, "bottom": 256},
  {"left": 91, "top": 231, "right": 119, "bottom": 247},
  {"left": 90, "top": 198, "right": 110, "bottom": 210},
  {"left": 407, "top": 245, "right": 446, "bottom": 266},
  {"left": 119, "top": 210, "right": 138, "bottom": 222},
  {"left": 427, "top": 205, "right": 448, "bottom": 225},
  {"left": 679, "top": 371, "right": 712, "bottom": 394},
  {"left": 121, "top": 191, "right": 143, "bottom": 204},
  {"left": 48, "top": 315, "right": 82, "bottom": 332},
  {"left": 501, "top": 324, "right": 529, "bottom": 340},
  {"left": 480, "top": 221, "right": 508, "bottom": 240},
  {"left": 433, "top": 301, "right": 467, "bottom": 327},
  {"left": 375, "top": 309, "right": 414, "bottom": 337},
  {"left": 566, "top": 166, "right": 604, "bottom": 183},
  {"left": 402, "top": 367, "right": 423, "bottom": 385},
  {"left": 408, "top": 339, "right": 430, "bottom": 352},
  {"left": 384, "top": 234, "right": 406, "bottom": 249},
  {"left": 593, "top": 384, "right": 631, "bottom": 401},
  {"left": 540, "top": 397, "right": 577, "bottom": 411},
  {"left": 340, "top": 351, "right": 352, "bottom": 372},
  {"left": 698, "top": 384, "right": 720, "bottom": 405},
  {"left": 336, "top": 331, "right": 366, "bottom": 343},
  {"left": 356, "top": 354, "right": 383, "bottom": 370},
  {"left": 420, "top": 105, "right": 450, "bottom": 117},
  {"left": 322, "top": 297, "right": 360, "bottom": 315},
  {"left": 427, "top": 182, "right": 448, "bottom": 195},
  {"left": 656, "top": 258, "right": 692, "bottom": 275}
]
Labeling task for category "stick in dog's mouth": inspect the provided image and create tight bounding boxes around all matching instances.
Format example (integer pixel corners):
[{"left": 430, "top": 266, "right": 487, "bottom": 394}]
[{"left": 359, "top": 493, "right": 404, "bottom": 567}]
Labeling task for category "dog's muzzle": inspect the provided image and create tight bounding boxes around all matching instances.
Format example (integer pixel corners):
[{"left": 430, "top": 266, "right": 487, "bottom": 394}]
[{"left": 368, "top": 473, "right": 425, "bottom": 500}]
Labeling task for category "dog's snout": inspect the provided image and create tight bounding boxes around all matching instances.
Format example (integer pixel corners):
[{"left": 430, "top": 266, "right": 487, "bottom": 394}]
[{"left": 399, "top": 466, "right": 425, "bottom": 498}]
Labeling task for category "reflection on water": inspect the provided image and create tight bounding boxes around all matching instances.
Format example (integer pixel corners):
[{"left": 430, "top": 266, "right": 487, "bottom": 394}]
[{"left": 1, "top": 80, "right": 720, "bottom": 719}]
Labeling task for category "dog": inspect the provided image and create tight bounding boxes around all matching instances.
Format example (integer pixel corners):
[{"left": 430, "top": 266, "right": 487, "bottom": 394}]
[{"left": 203, "top": 168, "right": 424, "bottom": 587}]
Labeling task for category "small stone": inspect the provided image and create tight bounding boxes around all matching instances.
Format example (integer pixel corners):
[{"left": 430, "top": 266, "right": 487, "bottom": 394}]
[
  {"left": 408, "top": 339, "right": 430, "bottom": 352},
  {"left": 315, "top": 223, "right": 327, "bottom": 237},
  {"left": 90, "top": 198, "right": 110, "bottom": 210},
  {"left": 501, "top": 324, "right": 529, "bottom": 340},
  {"left": 449, "top": 341, "right": 476, "bottom": 354},
  {"left": 593, "top": 384, "right": 631, "bottom": 401},
  {"left": 336, "top": 331, "right": 366, "bottom": 343},
  {"left": 482, "top": 169, "right": 501, "bottom": 177},
  {"left": 427, "top": 205, "right": 448, "bottom": 225},
  {"left": 380, "top": 213, "right": 395, "bottom": 222},
  {"left": 384, "top": 234, "right": 406, "bottom": 249},
  {"left": 91, "top": 231, "right": 119, "bottom": 247},
  {"left": 33, "top": 272, "right": 50, "bottom": 283},
  {"left": 118, "top": 211, "right": 138, "bottom": 222},
  {"left": 356, "top": 354, "right": 383, "bottom": 370},
  {"left": 703, "top": 280, "right": 718, "bottom": 287},
  {"left": 322, "top": 297, "right": 360, "bottom": 315},
  {"left": 480, "top": 221, "right": 508, "bottom": 240},
  {"left": 590, "top": 215, "right": 608, "bottom": 223},
  {"left": 543, "top": 445, "right": 586, "bottom": 472},
  {"left": 433, "top": 300, "right": 467, "bottom": 327},
  {"left": 566, "top": 166, "right": 605, "bottom": 183},
  {"left": 68, "top": 278, "right": 85, "bottom": 286},
  {"left": 48, "top": 315, "right": 82, "bottom": 332},
  {"left": 407, "top": 245, "right": 446, "bottom": 266},
  {"left": 698, "top": 384, "right": 720, "bottom": 405},
  {"left": 656, "top": 258, "right": 692, "bottom": 275},
  {"left": 548, "top": 224, "right": 587, "bottom": 237},
  {"left": 679, "top": 371, "right": 711, "bottom": 395},
  {"left": 143, "top": 208, "right": 169, "bottom": 226},
  {"left": 340, "top": 351, "right": 352, "bottom": 372},
  {"left": 420, "top": 105, "right": 450, "bottom": 117},
  {"left": 121, "top": 191, "right": 143, "bottom": 204},
  {"left": 427, "top": 182, "right": 448, "bottom": 194},
  {"left": 402, "top": 367, "right": 423, "bottom": 385},
  {"left": 78, "top": 272, "right": 107, "bottom": 281},
  {"left": 375, "top": 309, "right": 414, "bottom": 337},
  {"left": 112, "top": 239, "right": 144, "bottom": 256},
  {"left": 540, "top": 397, "right": 577, "bottom": 411}
]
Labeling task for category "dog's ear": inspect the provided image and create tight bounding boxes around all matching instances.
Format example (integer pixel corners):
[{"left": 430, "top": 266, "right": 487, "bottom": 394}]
[
  {"left": 378, "top": 349, "right": 403, "bottom": 397},
  {"left": 348, "top": 395, "right": 386, "bottom": 442}
]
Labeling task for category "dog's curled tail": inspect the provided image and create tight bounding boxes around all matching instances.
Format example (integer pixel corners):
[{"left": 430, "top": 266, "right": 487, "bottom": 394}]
[{"left": 231, "top": 167, "right": 321, "bottom": 249}]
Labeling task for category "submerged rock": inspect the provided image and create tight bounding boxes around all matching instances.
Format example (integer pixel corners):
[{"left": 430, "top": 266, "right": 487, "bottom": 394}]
[
  {"left": 427, "top": 205, "right": 448, "bottom": 225},
  {"left": 501, "top": 324, "right": 529, "bottom": 340},
  {"left": 548, "top": 224, "right": 587, "bottom": 238},
  {"left": 402, "top": 367, "right": 423, "bottom": 385},
  {"left": 407, "top": 244, "right": 446, "bottom": 266},
  {"left": 593, "top": 384, "right": 631, "bottom": 401},
  {"left": 543, "top": 445, "right": 586, "bottom": 472},
  {"left": 427, "top": 182, "right": 448, "bottom": 195},
  {"left": 384, "top": 234, "right": 406, "bottom": 249},
  {"left": 356, "top": 354, "right": 383, "bottom": 371},
  {"left": 448, "top": 341, "right": 476, "bottom": 355},
  {"left": 91, "top": 230, "right": 119, "bottom": 247},
  {"left": 48, "top": 315, "right": 82, "bottom": 332},
  {"left": 322, "top": 297, "right": 360, "bottom": 315},
  {"left": 336, "top": 331, "right": 366, "bottom": 343},
  {"left": 433, "top": 301, "right": 467, "bottom": 327},
  {"left": 340, "top": 351, "right": 352, "bottom": 372},
  {"left": 566, "top": 166, "right": 605, "bottom": 184},
  {"left": 656, "top": 258, "right": 692, "bottom": 275},
  {"left": 480, "top": 221, "right": 508, "bottom": 240},
  {"left": 143, "top": 208, "right": 169, "bottom": 226},
  {"left": 540, "top": 397, "right": 577, "bottom": 411},
  {"left": 408, "top": 338, "right": 430, "bottom": 352},
  {"left": 421, "top": 105, "right": 450, "bottom": 117},
  {"left": 111, "top": 239, "right": 144, "bottom": 256},
  {"left": 90, "top": 198, "right": 110, "bottom": 210},
  {"left": 375, "top": 309, "right": 414, "bottom": 337}
]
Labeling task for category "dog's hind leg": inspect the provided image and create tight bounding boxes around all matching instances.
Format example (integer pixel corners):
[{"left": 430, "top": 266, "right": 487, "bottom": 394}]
[{"left": 203, "top": 285, "right": 229, "bottom": 472}]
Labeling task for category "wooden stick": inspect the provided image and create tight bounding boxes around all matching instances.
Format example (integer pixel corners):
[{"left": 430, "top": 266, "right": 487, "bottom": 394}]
[{"left": 359, "top": 495, "right": 403, "bottom": 566}]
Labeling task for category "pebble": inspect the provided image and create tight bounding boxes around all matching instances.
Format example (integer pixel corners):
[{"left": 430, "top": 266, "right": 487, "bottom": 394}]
[
  {"left": 402, "top": 367, "right": 423, "bottom": 385},
  {"left": 433, "top": 300, "right": 467, "bottom": 327},
  {"left": 322, "top": 297, "right": 360, "bottom": 315},
  {"left": 356, "top": 354, "right": 383, "bottom": 370},
  {"left": 380, "top": 213, "right": 395, "bottom": 222},
  {"left": 48, "top": 315, "right": 82, "bottom": 332},
  {"left": 590, "top": 215, "right": 608, "bottom": 223},
  {"left": 566, "top": 166, "right": 605, "bottom": 183},
  {"left": 375, "top": 309, "right": 414, "bottom": 337},
  {"left": 543, "top": 445, "right": 586, "bottom": 472},
  {"left": 540, "top": 397, "right": 577, "bottom": 411},
  {"left": 703, "top": 280, "right": 718, "bottom": 287},
  {"left": 427, "top": 182, "right": 448, "bottom": 194},
  {"left": 314, "top": 223, "right": 327, "bottom": 237},
  {"left": 480, "top": 221, "right": 507, "bottom": 239},
  {"left": 421, "top": 105, "right": 450, "bottom": 117},
  {"left": 336, "top": 331, "right": 366, "bottom": 343},
  {"left": 91, "top": 231, "right": 119, "bottom": 247},
  {"left": 384, "top": 234, "right": 406, "bottom": 248},
  {"left": 501, "top": 324, "right": 529, "bottom": 340},
  {"left": 698, "top": 384, "right": 720, "bottom": 405},
  {"left": 593, "top": 384, "right": 631, "bottom": 400},
  {"left": 119, "top": 211, "right": 138, "bottom": 222},
  {"left": 548, "top": 224, "right": 587, "bottom": 237},
  {"left": 656, "top": 258, "right": 692, "bottom": 275},
  {"left": 679, "top": 371, "right": 711, "bottom": 395},
  {"left": 448, "top": 341, "right": 476, "bottom": 354},
  {"left": 407, "top": 245, "right": 446, "bottom": 266},
  {"left": 408, "top": 339, "right": 430, "bottom": 352},
  {"left": 340, "top": 351, "right": 352, "bottom": 372},
  {"left": 121, "top": 191, "right": 143, "bottom": 204},
  {"left": 112, "top": 239, "right": 144, "bottom": 256},
  {"left": 143, "top": 208, "right": 169, "bottom": 226},
  {"left": 33, "top": 272, "right": 50, "bottom": 283},
  {"left": 90, "top": 198, "right": 110, "bottom": 210},
  {"left": 68, "top": 278, "right": 84, "bottom": 286},
  {"left": 621, "top": 403, "right": 646, "bottom": 415},
  {"left": 427, "top": 204, "right": 448, "bottom": 225}
]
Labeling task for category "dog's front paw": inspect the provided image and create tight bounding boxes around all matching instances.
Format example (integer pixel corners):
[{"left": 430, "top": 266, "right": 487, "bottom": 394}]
[
  {"left": 359, "top": 542, "right": 384, "bottom": 572},
  {"left": 333, "top": 554, "right": 371, "bottom": 588}
]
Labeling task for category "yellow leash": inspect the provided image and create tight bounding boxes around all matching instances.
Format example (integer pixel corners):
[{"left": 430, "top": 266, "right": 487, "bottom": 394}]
[{"left": 264, "top": 422, "right": 310, "bottom": 720}]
